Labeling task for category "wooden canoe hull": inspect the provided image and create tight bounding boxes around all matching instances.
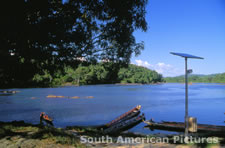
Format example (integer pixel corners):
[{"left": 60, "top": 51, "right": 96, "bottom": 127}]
[
  {"left": 106, "top": 110, "right": 141, "bottom": 128},
  {"left": 67, "top": 105, "right": 144, "bottom": 134},
  {"left": 104, "top": 114, "right": 145, "bottom": 134},
  {"left": 105, "top": 105, "right": 141, "bottom": 127},
  {"left": 144, "top": 120, "right": 225, "bottom": 136}
]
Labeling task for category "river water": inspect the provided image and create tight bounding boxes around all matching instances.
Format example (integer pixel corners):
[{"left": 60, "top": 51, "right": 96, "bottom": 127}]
[{"left": 0, "top": 83, "right": 225, "bottom": 134}]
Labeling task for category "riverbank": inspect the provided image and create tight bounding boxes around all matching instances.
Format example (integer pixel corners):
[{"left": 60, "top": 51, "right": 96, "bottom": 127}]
[
  {"left": 0, "top": 82, "right": 163, "bottom": 89},
  {"left": 1, "top": 82, "right": 225, "bottom": 92},
  {"left": 0, "top": 121, "right": 224, "bottom": 148},
  {"left": 164, "top": 73, "right": 225, "bottom": 84},
  {"left": 165, "top": 82, "right": 225, "bottom": 85}
]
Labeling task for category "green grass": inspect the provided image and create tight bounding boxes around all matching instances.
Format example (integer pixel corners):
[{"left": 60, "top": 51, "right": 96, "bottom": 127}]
[{"left": 0, "top": 121, "right": 85, "bottom": 148}]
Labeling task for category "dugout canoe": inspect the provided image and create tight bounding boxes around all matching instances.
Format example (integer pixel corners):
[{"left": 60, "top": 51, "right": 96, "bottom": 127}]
[
  {"left": 105, "top": 105, "right": 141, "bottom": 128},
  {"left": 103, "top": 114, "right": 145, "bottom": 134},
  {"left": 67, "top": 105, "right": 142, "bottom": 130},
  {"left": 144, "top": 120, "right": 225, "bottom": 136}
]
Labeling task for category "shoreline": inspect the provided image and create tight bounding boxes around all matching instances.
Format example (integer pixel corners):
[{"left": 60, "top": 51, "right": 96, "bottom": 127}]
[
  {"left": 2, "top": 82, "right": 225, "bottom": 89},
  {"left": 0, "top": 82, "right": 165, "bottom": 89},
  {"left": 0, "top": 120, "right": 224, "bottom": 148}
]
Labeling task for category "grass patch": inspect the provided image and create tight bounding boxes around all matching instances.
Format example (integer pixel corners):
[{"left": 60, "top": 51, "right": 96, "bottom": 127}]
[{"left": 0, "top": 121, "right": 85, "bottom": 148}]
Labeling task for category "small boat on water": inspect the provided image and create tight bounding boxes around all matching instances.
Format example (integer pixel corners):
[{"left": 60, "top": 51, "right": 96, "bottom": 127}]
[
  {"left": 144, "top": 120, "right": 225, "bottom": 136},
  {"left": 40, "top": 112, "right": 54, "bottom": 126},
  {"left": 0, "top": 90, "right": 19, "bottom": 94},
  {"left": 0, "top": 90, "right": 20, "bottom": 96}
]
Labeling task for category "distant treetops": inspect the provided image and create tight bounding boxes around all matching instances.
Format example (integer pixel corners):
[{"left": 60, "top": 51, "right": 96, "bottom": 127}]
[{"left": 165, "top": 73, "right": 225, "bottom": 83}]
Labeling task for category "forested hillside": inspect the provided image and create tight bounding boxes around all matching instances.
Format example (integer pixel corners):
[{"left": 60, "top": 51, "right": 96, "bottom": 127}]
[
  {"left": 118, "top": 64, "right": 163, "bottom": 84},
  {"left": 32, "top": 63, "right": 163, "bottom": 86},
  {"left": 165, "top": 73, "right": 225, "bottom": 83}
]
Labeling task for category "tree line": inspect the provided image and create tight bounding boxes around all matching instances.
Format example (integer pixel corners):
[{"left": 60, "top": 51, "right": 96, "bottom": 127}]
[
  {"left": 165, "top": 73, "right": 225, "bottom": 83},
  {"left": 32, "top": 63, "right": 163, "bottom": 87}
]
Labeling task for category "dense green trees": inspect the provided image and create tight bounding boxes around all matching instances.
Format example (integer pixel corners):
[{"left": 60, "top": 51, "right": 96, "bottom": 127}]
[
  {"left": 165, "top": 73, "right": 225, "bottom": 83},
  {"left": 0, "top": 0, "right": 148, "bottom": 88},
  {"left": 118, "top": 64, "right": 162, "bottom": 84},
  {"left": 32, "top": 64, "right": 163, "bottom": 86},
  {"left": 64, "top": 64, "right": 110, "bottom": 85}
]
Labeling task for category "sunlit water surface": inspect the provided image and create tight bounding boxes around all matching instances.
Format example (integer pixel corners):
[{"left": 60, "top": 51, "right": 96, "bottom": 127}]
[{"left": 0, "top": 83, "right": 225, "bottom": 134}]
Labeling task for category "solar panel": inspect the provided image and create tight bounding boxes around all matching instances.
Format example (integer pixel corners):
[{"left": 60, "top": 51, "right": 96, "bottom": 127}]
[{"left": 170, "top": 52, "right": 204, "bottom": 59}]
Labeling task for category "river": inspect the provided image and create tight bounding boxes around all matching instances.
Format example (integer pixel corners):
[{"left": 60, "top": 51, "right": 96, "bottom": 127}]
[{"left": 0, "top": 83, "right": 225, "bottom": 134}]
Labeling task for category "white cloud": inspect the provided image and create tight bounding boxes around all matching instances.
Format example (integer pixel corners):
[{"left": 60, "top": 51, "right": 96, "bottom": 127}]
[
  {"left": 134, "top": 60, "right": 183, "bottom": 77},
  {"left": 135, "top": 60, "right": 152, "bottom": 68},
  {"left": 154, "top": 62, "right": 172, "bottom": 74}
]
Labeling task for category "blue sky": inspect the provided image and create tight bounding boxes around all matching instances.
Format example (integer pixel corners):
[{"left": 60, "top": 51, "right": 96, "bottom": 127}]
[{"left": 131, "top": 0, "right": 225, "bottom": 77}]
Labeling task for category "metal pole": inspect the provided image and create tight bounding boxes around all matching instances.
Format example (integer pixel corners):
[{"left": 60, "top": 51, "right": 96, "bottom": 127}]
[{"left": 185, "top": 57, "right": 189, "bottom": 137}]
